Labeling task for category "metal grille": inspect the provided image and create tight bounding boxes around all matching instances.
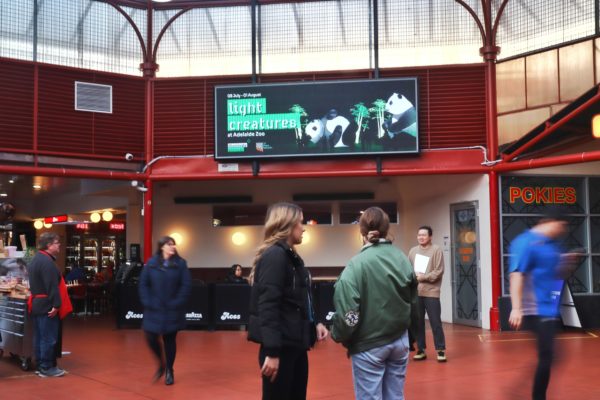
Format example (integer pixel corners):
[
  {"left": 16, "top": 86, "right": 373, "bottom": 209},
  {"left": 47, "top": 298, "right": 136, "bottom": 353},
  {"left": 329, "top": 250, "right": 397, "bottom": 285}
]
[
  {"left": 259, "top": 0, "right": 371, "bottom": 73},
  {"left": 379, "top": 0, "right": 482, "bottom": 67},
  {"left": 497, "top": 0, "right": 596, "bottom": 60},
  {"left": 75, "top": 81, "right": 112, "bottom": 113},
  {"left": 0, "top": 0, "right": 34, "bottom": 61},
  {"left": 34, "top": 0, "right": 145, "bottom": 75},
  {"left": 1, "top": 1, "right": 599, "bottom": 76},
  {"left": 153, "top": 6, "right": 252, "bottom": 77}
]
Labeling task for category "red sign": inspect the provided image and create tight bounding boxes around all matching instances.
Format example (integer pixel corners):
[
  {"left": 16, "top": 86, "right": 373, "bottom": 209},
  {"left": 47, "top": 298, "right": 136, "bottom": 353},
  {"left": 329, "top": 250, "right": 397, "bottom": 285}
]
[
  {"left": 509, "top": 186, "right": 576, "bottom": 205},
  {"left": 110, "top": 222, "right": 125, "bottom": 230},
  {"left": 76, "top": 223, "right": 89, "bottom": 230},
  {"left": 44, "top": 215, "right": 68, "bottom": 224}
]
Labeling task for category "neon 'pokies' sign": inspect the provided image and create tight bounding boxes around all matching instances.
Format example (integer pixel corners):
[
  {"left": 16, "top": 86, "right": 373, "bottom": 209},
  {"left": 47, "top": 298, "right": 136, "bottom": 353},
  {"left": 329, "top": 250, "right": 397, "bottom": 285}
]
[{"left": 509, "top": 186, "right": 576, "bottom": 204}]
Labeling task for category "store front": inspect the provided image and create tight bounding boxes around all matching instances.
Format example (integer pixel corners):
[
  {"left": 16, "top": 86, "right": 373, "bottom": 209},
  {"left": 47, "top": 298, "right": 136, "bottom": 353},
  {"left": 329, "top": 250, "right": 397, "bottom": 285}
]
[{"left": 499, "top": 175, "right": 600, "bottom": 328}]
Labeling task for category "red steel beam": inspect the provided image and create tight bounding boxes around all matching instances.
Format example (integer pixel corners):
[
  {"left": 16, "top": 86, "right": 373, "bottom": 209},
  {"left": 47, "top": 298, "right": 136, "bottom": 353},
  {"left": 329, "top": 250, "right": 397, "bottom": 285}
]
[
  {"left": 148, "top": 150, "right": 489, "bottom": 181},
  {"left": 0, "top": 164, "right": 144, "bottom": 180},
  {"left": 494, "top": 150, "right": 600, "bottom": 172},
  {"left": 502, "top": 87, "right": 600, "bottom": 162}
]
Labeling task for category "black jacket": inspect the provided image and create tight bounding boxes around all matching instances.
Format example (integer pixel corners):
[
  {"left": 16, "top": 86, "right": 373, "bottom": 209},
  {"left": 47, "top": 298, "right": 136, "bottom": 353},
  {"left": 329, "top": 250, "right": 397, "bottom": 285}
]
[
  {"left": 27, "top": 251, "right": 61, "bottom": 315},
  {"left": 248, "top": 241, "right": 316, "bottom": 357}
]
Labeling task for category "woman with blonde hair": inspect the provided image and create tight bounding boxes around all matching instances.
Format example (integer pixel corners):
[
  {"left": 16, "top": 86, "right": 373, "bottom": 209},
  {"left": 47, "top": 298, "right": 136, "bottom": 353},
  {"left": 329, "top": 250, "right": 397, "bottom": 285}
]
[
  {"left": 332, "top": 206, "right": 418, "bottom": 400},
  {"left": 248, "top": 202, "right": 328, "bottom": 400}
]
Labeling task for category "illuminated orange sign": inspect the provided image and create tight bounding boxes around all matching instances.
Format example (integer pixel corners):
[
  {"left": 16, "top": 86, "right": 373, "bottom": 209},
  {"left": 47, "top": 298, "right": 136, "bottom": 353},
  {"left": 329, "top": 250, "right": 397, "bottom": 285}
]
[
  {"left": 76, "top": 223, "right": 89, "bottom": 230},
  {"left": 509, "top": 186, "right": 576, "bottom": 204}
]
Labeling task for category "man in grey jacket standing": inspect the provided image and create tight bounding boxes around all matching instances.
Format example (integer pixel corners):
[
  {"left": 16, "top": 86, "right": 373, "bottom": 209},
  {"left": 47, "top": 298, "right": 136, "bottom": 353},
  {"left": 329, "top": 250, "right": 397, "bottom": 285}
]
[{"left": 408, "top": 225, "right": 447, "bottom": 362}]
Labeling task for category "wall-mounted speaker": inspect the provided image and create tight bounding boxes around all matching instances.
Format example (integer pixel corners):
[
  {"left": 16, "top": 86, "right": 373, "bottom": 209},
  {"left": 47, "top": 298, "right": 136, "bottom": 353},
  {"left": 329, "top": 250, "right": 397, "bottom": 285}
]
[
  {"left": 293, "top": 192, "right": 374, "bottom": 202},
  {"left": 174, "top": 195, "right": 252, "bottom": 204}
]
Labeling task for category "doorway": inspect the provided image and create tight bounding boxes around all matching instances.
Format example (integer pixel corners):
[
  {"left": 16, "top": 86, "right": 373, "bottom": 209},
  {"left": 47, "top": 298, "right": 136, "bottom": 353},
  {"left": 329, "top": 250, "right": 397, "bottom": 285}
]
[{"left": 450, "top": 202, "right": 481, "bottom": 327}]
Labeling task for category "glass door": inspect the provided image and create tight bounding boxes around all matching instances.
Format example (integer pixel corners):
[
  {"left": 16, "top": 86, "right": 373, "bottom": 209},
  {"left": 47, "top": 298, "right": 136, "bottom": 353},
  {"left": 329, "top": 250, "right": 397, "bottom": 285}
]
[{"left": 450, "top": 202, "right": 481, "bottom": 327}]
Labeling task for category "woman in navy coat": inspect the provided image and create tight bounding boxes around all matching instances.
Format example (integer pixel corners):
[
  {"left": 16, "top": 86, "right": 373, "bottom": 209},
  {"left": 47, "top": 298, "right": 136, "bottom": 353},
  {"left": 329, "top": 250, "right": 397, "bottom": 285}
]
[{"left": 139, "top": 236, "right": 191, "bottom": 385}]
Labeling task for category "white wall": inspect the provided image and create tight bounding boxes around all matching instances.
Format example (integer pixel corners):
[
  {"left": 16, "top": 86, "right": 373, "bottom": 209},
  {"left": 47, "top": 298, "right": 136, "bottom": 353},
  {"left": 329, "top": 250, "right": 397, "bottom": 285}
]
[
  {"left": 150, "top": 177, "right": 403, "bottom": 269},
  {"left": 397, "top": 174, "right": 491, "bottom": 328},
  {"left": 150, "top": 174, "right": 492, "bottom": 329}
]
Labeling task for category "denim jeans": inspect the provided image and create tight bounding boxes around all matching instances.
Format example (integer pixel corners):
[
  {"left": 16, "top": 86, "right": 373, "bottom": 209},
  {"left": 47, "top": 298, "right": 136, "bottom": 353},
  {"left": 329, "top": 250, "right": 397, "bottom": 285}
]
[
  {"left": 33, "top": 314, "right": 59, "bottom": 370},
  {"left": 351, "top": 331, "right": 409, "bottom": 400}
]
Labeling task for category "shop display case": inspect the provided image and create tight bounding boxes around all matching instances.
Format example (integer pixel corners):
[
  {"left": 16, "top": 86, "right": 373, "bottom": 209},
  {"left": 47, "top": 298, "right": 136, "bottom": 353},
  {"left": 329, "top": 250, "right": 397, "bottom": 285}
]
[{"left": 66, "top": 223, "right": 125, "bottom": 278}]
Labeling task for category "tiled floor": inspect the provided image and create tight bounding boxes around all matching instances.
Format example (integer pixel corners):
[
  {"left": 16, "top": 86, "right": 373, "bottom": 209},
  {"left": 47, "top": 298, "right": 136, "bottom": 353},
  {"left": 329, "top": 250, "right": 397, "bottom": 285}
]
[{"left": 1, "top": 316, "right": 599, "bottom": 399}]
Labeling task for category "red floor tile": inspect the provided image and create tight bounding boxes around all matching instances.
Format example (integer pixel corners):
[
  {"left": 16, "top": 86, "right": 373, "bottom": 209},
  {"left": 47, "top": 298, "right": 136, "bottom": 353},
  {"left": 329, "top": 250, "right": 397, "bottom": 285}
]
[{"left": 1, "top": 316, "right": 599, "bottom": 399}]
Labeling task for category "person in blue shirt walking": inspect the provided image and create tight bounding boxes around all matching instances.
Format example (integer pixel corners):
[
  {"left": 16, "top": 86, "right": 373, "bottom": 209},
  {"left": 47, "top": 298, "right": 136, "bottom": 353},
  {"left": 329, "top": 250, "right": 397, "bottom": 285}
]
[
  {"left": 508, "top": 209, "right": 578, "bottom": 400},
  {"left": 139, "top": 236, "right": 191, "bottom": 386}
]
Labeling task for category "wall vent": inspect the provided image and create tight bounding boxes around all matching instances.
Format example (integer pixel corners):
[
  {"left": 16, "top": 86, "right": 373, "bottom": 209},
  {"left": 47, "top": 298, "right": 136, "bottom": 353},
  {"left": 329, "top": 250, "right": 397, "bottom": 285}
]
[{"left": 75, "top": 81, "right": 112, "bottom": 113}]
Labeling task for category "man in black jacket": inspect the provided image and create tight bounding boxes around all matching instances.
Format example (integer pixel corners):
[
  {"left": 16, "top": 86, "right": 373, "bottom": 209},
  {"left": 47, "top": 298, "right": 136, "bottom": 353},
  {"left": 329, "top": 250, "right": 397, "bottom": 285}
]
[{"left": 27, "top": 232, "right": 65, "bottom": 377}]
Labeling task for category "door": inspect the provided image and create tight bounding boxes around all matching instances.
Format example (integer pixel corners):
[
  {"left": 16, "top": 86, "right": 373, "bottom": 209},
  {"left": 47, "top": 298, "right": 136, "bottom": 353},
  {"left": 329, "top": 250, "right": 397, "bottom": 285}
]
[{"left": 451, "top": 202, "right": 481, "bottom": 327}]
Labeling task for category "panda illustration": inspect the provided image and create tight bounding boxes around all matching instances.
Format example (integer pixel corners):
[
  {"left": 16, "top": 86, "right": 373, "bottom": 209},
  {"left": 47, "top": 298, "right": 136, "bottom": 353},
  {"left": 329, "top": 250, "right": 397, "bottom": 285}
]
[
  {"left": 381, "top": 93, "right": 417, "bottom": 151},
  {"left": 304, "top": 109, "right": 354, "bottom": 152}
]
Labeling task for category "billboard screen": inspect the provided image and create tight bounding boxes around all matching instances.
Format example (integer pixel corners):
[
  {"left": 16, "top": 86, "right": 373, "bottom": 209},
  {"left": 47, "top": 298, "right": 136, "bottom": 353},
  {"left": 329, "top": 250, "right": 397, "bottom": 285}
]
[{"left": 214, "top": 78, "right": 419, "bottom": 160}]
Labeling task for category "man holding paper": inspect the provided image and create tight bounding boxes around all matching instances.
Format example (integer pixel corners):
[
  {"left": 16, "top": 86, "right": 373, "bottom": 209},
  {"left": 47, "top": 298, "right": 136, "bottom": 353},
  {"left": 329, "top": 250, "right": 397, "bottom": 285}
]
[{"left": 408, "top": 226, "right": 447, "bottom": 362}]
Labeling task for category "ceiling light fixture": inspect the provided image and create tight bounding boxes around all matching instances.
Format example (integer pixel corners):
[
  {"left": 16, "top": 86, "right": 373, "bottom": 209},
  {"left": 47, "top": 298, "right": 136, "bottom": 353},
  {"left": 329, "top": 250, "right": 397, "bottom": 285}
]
[
  {"left": 102, "top": 211, "right": 114, "bottom": 221},
  {"left": 593, "top": 114, "right": 600, "bottom": 138},
  {"left": 33, "top": 184, "right": 42, "bottom": 190},
  {"left": 34, "top": 220, "right": 44, "bottom": 230},
  {"left": 90, "top": 212, "right": 101, "bottom": 223}
]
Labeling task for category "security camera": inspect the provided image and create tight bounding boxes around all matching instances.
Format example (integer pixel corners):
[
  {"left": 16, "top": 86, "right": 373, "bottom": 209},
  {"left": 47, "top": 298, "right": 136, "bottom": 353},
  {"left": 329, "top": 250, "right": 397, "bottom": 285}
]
[{"left": 125, "top": 153, "right": 134, "bottom": 161}]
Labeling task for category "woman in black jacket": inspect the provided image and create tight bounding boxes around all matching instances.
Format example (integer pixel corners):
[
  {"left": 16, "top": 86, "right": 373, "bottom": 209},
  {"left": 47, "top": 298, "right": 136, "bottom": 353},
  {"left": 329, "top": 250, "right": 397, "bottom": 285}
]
[
  {"left": 139, "top": 236, "right": 191, "bottom": 386},
  {"left": 248, "top": 202, "right": 329, "bottom": 400}
]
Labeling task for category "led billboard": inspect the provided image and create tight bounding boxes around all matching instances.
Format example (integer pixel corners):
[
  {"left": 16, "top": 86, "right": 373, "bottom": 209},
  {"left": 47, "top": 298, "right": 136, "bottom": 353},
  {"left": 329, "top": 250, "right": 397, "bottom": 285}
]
[{"left": 214, "top": 78, "right": 419, "bottom": 160}]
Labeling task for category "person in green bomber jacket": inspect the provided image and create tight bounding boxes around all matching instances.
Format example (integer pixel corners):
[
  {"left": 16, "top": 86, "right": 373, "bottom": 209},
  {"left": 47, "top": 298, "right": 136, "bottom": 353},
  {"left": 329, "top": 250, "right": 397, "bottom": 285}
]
[{"left": 332, "top": 206, "right": 418, "bottom": 400}]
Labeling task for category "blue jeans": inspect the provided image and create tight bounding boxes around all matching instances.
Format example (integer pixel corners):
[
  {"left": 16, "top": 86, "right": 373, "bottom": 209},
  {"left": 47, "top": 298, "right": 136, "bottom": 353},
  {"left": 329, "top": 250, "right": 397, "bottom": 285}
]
[
  {"left": 351, "top": 331, "right": 409, "bottom": 400},
  {"left": 33, "top": 314, "right": 59, "bottom": 370}
]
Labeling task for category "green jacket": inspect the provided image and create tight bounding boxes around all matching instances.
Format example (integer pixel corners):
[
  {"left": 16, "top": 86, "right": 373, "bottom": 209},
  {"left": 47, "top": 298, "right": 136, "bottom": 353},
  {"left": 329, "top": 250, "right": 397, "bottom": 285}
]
[{"left": 331, "top": 240, "right": 418, "bottom": 355}]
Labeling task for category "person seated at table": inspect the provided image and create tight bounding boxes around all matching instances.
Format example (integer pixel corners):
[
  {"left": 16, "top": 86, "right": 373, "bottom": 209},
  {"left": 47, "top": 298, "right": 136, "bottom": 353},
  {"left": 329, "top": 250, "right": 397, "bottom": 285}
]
[
  {"left": 65, "top": 264, "right": 86, "bottom": 283},
  {"left": 225, "top": 264, "right": 248, "bottom": 284}
]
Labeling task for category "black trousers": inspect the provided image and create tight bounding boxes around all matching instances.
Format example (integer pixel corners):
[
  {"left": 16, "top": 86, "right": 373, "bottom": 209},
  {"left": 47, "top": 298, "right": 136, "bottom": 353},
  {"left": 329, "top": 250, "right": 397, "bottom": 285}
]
[
  {"left": 524, "top": 316, "right": 558, "bottom": 400},
  {"left": 416, "top": 296, "right": 446, "bottom": 351},
  {"left": 145, "top": 331, "right": 178, "bottom": 371},
  {"left": 259, "top": 346, "right": 308, "bottom": 400}
]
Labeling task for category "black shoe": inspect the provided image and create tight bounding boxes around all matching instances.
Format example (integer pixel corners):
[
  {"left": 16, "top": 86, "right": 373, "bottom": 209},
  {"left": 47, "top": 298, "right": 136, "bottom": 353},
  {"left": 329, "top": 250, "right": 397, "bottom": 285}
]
[
  {"left": 153, "top": 366, "right": 165, "bottom": 382},
  {"left": 165, "top": 369, "right": 174, "bottom": 386},
  {"left": 409, "top": 342, "right": 416, "bottom": 352}
]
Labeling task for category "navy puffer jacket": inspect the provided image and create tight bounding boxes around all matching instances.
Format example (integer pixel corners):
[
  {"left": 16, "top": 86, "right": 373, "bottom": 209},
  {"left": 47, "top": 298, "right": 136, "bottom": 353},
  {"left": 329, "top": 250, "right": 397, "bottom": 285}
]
[{"left": 139, "top": 254, "right": 191, "bottom": 334}]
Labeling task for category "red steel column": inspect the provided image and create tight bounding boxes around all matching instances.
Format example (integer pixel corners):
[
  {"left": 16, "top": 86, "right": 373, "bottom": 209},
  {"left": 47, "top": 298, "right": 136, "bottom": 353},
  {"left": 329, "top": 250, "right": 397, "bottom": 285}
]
[
  {"left": 141, "top": 0, "right": 157, "bottom": 262},
  {"left": 480, "top": 43, "right": 502, "bottom": 330},
  {"left": 488, "top": 170, "right": 501, "bottom": 330},
  {"left": 143, "top": 178, "right": 153, "bottom": 261}
]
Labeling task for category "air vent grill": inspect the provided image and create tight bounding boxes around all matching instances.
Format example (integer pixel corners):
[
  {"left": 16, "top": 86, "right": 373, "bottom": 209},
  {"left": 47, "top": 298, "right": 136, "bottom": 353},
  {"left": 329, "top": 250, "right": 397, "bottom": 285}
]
[{"left": 75, "top": 81, "right": 112, "bottom": 113}]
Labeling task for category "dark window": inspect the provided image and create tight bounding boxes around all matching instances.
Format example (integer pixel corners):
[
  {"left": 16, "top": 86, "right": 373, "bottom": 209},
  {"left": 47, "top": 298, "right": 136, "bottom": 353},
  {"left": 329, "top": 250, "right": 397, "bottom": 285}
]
[
  {"left": 297, "top": 203, "right": 332, "bottom": 225},
  {"left": 339, "top": 202, "right": 398, "bottom": 224},
  {"left": 213, "top": 205, "right": 268, "bottom": 227}
]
